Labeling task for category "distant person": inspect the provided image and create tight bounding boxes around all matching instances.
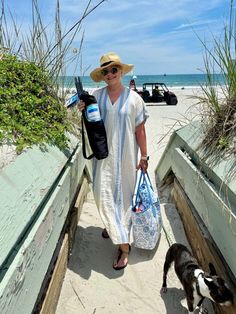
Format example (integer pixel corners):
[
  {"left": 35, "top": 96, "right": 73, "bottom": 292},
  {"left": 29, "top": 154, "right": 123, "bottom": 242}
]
[
  {"left": 79, "top": 52, "right": 149, "bottom": 270},
  {"left": 153, "top": 85, "right": 161, "bottom": 95},
  {"left": 129, "top": 77, "right": 137, "bottom": 91}
]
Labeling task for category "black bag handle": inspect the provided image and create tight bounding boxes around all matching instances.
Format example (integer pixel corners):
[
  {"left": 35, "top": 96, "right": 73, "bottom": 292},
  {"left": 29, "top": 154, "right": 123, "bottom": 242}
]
[{"left": 81, "top": 115, "right": 94, "bottom": 160}]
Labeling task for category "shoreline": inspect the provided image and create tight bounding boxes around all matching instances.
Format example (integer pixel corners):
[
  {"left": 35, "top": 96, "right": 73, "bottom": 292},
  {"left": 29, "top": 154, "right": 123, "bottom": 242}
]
[
  {"left": 64, "top": 85, "right": 203, "bottom": 99},
  {"left": 60, "top": 72, "right": 225, "bottom": 93}
]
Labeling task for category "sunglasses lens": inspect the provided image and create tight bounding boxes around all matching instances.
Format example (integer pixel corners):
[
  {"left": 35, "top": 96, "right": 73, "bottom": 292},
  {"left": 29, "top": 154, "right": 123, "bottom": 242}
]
[
  {"left": 101, "top": 69, "right": 108, "bottom": 76},
  {"left": 111, "top": 67, "right": 118, "bottom": 74},
  {"left": 101, "top": 67, "right": 119, "bottom": 76}
]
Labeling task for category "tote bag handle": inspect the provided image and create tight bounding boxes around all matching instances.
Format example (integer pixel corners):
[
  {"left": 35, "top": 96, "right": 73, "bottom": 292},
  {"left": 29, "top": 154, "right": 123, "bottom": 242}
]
[
  {"left": 132, "top": 171, "right": 157, "bottom": 218},
  {"left": 132, "top": 170, "right": 144, "bottom": 208},
  {"left": 143, "top": 172, "right": 157, "bottom": 218},
  {"left": 132, "top": 170, "right": 153, "bottom": 208}
]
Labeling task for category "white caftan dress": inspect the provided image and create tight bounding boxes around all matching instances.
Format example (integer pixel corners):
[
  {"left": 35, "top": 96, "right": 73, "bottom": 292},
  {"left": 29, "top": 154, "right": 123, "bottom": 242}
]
[{"left": 92, "top": 87, "right": 149, "bottom": 244}]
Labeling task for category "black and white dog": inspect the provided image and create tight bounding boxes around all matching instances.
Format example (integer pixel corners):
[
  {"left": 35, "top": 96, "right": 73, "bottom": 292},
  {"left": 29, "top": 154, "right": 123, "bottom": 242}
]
[{"left": 161, "top": 243, "right": 233, "bottom": 313}]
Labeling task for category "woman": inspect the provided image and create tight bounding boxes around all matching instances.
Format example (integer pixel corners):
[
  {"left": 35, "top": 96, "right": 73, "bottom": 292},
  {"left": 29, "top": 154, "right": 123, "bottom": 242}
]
[{"left": 79, "top": 52, "right": 149, "bottom": 270}]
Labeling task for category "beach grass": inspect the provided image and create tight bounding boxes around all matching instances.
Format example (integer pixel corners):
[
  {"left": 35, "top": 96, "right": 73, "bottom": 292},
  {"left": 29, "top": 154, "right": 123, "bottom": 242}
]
[{"left": 192, "top": 0, "right": 236, "bottom": 160}]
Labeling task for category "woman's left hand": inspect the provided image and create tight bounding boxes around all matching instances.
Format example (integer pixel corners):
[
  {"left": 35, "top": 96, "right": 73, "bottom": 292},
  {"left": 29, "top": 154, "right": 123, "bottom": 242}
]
[{"left": 136, "top": 159, "right": 148, "bottom": 172}]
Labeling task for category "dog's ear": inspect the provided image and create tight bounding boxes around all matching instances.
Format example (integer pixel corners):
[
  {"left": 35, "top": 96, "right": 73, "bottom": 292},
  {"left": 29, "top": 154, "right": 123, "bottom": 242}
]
[{"left": 209, "top": 263, "right": 217, "bottom": 276}]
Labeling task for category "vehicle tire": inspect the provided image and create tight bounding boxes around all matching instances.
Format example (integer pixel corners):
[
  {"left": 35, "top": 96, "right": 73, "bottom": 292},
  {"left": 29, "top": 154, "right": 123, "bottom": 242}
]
[
  {"left": 167, "top": 98, "right": 176, "bottom": 105},
  {"left": 142, "top": 90, "right": 150, "bottom": 102},
  {"left": 166, "top": 93, "right": 178, "bottom": 105},
  {"left": 164, "top": 91, "right": 169, "bottom": 102}
]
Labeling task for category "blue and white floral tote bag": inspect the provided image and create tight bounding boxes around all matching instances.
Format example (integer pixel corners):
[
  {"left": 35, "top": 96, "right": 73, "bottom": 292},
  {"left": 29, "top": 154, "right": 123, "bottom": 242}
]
[{"left": 131, "top": 170, "right": 162, "bottom": 250}]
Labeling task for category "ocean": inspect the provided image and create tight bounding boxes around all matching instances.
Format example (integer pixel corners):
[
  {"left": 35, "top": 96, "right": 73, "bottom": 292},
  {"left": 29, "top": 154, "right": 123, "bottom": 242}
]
[{"left": 60, "top": 73, "right": 225, "bottom": 90}]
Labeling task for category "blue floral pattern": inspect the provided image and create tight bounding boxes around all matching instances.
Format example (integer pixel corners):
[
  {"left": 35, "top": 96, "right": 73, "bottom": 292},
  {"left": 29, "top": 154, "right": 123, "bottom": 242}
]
[{"left": 132, "top": 172, "right": 162, "bottom": 250}]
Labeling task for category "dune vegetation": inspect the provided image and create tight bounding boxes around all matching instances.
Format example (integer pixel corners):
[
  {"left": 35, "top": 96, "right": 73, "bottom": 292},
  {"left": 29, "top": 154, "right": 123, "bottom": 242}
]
[
  {"left": 194, "top": 0, "right": 236, "bottom": 160},
  {"left": 0, "top": 0, "right": 105, "bottom": 152}
]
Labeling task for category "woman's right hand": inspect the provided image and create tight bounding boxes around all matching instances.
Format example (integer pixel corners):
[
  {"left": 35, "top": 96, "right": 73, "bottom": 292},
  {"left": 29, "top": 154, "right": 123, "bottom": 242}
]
[{"left": 78, "top": 100, "right": 85, "bottom": 112}]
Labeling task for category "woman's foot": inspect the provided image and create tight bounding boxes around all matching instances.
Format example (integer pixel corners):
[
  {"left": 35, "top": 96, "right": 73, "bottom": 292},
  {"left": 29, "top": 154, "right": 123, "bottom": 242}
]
[
  {"left": 101, "top": 228, "right": 109, "bottom": 239},
  {"left": 113, "top": 244, "right": 131, "bottom": 270}
]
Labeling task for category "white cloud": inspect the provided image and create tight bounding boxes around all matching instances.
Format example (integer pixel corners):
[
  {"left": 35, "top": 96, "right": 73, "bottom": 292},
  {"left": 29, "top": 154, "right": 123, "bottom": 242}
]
[
  {"left": 4, "top": 0, "right": 229, "bottom": 74},
  {"left": 175, "top": 19, "right": 219, "bottom": 30}
]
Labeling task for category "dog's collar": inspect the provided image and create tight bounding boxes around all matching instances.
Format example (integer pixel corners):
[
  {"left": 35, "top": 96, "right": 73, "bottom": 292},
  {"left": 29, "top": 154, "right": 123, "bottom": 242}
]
[{"left": 195, "top": 272, "right": 205, "bottom": 307}]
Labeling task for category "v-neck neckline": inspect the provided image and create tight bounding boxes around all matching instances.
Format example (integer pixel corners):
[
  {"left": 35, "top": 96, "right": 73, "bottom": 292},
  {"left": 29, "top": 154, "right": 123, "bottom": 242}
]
[{"left": 107, "top": 86, "right": 125, "bottom": 106}]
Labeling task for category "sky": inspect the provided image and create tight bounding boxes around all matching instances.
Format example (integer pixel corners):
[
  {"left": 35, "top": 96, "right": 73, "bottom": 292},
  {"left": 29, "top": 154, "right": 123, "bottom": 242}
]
[{"left": 3, "top": 0, "right": 232, "bottom": 75}]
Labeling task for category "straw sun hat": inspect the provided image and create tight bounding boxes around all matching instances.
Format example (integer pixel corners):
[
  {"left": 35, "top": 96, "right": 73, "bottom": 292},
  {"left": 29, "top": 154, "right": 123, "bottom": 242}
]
[{"left": 90, "top": 52, "right": 133, "bottom": 82}]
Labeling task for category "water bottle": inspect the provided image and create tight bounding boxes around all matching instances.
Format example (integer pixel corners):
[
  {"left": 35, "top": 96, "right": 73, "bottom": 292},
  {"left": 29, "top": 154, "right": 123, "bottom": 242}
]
[
  {"left": 85, "top": 103, "right": 101, "bottom": 122},
  {"left": 80, "top": 93, "right": 101, "bottom": 122}
]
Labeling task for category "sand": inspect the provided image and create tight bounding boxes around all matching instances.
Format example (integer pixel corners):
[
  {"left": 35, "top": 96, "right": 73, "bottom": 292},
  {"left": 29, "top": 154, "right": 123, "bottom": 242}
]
[
  {"left": 55, "top": 87, "right": 216, "bottom": 314},
  {"left": 0, "top": 144, "right": 18, "bottom": 170}
]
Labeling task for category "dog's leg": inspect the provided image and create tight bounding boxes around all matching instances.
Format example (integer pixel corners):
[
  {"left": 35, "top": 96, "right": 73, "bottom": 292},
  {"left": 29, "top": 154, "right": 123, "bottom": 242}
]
[
  {"left": 199, "top": 307, "right": 208, "bottom": 314},
  {"left": 186, "top": 296, "right": 194, "bottom": 314},
  {"left": 161, "top": 248, "right": 174, "bottom": 292},
  {"left": 161, "top": 260, "right": 169, "bottom": 292}
]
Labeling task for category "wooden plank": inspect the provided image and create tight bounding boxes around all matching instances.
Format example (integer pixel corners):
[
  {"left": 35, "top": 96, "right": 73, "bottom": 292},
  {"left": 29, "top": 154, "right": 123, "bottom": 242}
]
[
  {"left": 170, "top": 148, "right": 236, "bottom": 278},
  {"left": 36, "top": 175, "right": 90, "bottom": 314},
  {"left": 0, "top": 167, "right": 72, "bottom": 314},
  {"left": 68, "top": 176, "right": 90, "bottom": 254},
  {"left": 0, "top": 146, "right": 86, "bottom": 314},
  {"left": 0, "top": 135, "right": 79, "bottom": 269},
  {"left": 40, "top": 234, "right": 69, "bottom": 314},
  {"left": 173, "top": 178, "right": 236, "bottom": 314},
  {"left": 74, "top": 176, "right": 90, "bottom": 221}
]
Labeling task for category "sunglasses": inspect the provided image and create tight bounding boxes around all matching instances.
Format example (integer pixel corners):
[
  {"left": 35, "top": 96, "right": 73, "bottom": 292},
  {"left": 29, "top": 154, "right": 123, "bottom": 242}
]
[{"left": 101, "top": 67, "right": 119, "bottom": 76}]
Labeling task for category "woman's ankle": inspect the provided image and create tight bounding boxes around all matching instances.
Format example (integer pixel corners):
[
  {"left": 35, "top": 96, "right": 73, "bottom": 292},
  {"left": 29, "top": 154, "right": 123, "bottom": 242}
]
[{"left": 119, "top": 243, "right": 130, "bottom": 254}]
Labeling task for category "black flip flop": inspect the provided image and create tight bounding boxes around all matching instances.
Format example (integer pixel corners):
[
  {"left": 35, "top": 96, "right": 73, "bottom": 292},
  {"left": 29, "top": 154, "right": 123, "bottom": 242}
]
[
  {"left": 113, "top": 245, "right": 131, "bottom": 271},
  {"left": 101, "top": 228, "right": 109, "bottom": 239}
]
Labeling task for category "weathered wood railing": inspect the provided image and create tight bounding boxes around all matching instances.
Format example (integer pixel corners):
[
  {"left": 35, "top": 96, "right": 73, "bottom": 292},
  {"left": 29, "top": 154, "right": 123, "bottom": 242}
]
[
  {"left": 155, "top": 121, "right": 236, "bottom": 314},
  {"left": 0, "top": 134, "right": 91, "bottom": 314}
]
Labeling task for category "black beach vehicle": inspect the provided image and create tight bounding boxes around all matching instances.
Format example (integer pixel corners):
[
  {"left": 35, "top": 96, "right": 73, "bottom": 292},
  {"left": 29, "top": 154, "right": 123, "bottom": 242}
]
[{"left": 137, "top": 82, "right": 178, "bottom": 105}]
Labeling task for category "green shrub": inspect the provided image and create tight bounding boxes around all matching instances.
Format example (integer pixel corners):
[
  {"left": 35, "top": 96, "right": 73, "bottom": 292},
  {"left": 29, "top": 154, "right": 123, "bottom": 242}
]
[{"left": 0, "top": 54, "right": 71, "bottom": 152}]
